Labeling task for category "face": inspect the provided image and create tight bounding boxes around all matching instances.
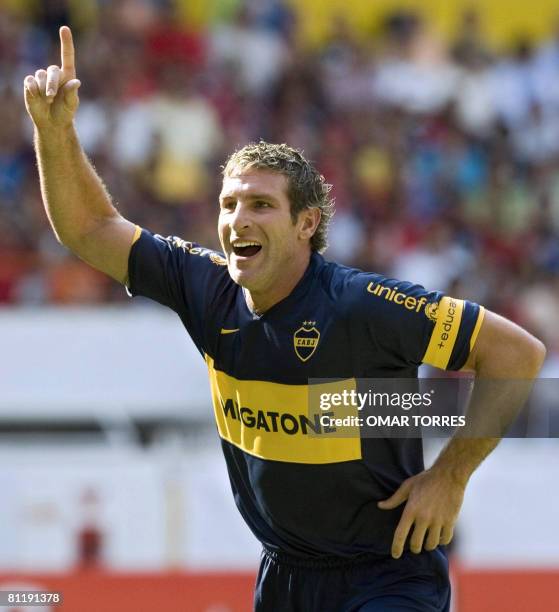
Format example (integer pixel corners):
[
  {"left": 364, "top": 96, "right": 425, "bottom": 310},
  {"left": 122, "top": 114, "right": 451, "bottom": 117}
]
[{"left": 218, "top": 169, "right": 319, "bottom": 298}]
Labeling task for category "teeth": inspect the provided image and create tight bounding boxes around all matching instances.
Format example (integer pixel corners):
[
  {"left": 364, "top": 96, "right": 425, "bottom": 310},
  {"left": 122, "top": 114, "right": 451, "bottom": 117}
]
[{"left": 232, "top": 241, "right": 261, "bottom": 247}]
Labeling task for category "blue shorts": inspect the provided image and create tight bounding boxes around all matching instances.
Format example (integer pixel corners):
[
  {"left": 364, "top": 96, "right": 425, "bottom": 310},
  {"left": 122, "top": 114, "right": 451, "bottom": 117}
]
[{"left": 254, "top": 547, "right": 450, "bottom": 612}]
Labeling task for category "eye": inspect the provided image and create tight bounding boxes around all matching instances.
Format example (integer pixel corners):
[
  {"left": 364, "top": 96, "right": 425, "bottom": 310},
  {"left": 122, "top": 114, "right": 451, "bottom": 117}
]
[
  {"left": 220, "top": 200, "right": 236, "bottom": 211},
  {"left": 254, "top": 200, "right": 271, "bottom": 208}
]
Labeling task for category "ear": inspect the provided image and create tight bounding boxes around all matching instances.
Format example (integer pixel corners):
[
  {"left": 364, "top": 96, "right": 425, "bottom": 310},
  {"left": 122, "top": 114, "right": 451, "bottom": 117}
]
[{"left": 298, "top": 207, "right": 321, "bottom": 242}]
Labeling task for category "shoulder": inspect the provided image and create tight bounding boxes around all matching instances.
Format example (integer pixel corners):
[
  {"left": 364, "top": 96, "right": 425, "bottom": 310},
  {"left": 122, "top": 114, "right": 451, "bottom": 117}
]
[
  {"left": 129, "top": 228, "right": 235, "bottom": 305},
  {"left": 136, "top": 231, "right": 229, "bottom": 274},
  {"left": 155, "top": 234, "right": 228, "bottom": 265},
  {"left": 163, "top": 236, "right": 235, "bottom": 297},
  {"left": 313, "top": 257, "right": 368, "bottom": 301},
  {"left": 315, "top": 257, "right": 439, "bottom": 319}
]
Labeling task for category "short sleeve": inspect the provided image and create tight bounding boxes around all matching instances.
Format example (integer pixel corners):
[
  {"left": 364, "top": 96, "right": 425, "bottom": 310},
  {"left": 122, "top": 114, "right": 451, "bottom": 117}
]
[
  {"left": 126, "top": 227, "right": 230, "bottom": 352},
  {"left": 421, "top": 295, "right": 485, "bottom": 370},
  {"left": 352, "top": 274, "right": 485, "bottom": 371}
]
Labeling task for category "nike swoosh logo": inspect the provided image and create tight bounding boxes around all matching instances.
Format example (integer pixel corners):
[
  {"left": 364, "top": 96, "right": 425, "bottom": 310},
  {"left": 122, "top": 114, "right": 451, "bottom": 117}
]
[{"left": 220, "top": 328, "right": 240, "bottom": 335}]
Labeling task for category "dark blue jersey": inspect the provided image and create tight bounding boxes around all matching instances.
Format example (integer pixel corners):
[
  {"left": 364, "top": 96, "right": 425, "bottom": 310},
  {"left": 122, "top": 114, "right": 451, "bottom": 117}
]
[{"left": 127, "top": 228, "right": 484, "bottom": 557}]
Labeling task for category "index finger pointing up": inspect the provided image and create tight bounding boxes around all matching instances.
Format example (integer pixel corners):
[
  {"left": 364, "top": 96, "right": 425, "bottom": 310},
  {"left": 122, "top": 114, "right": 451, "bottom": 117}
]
[{"left": 59, "top": 26, "right": 76, "bottom": 78}]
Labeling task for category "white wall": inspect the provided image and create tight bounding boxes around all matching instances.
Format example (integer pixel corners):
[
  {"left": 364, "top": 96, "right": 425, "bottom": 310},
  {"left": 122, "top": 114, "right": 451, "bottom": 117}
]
[
  {"left": 0, "top": 439, "right": 558, "bottom": 571},
  {"left": 0, "top": 306, "right": 210, "bottom": 419},
  {"left": 0, "top": 442, "right": 261, "bottom": 572}
]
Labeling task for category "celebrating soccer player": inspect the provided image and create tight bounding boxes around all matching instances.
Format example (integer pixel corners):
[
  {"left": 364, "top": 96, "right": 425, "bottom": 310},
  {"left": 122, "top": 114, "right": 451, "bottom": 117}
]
[{"left": 24, "top": 27, "right": 545, "bottom": 612}]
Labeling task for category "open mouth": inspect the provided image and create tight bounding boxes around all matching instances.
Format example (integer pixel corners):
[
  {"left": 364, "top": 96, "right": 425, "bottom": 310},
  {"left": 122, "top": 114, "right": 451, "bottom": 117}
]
[{"left": 232, "top": 241, "right": 262, "bottom": 258}]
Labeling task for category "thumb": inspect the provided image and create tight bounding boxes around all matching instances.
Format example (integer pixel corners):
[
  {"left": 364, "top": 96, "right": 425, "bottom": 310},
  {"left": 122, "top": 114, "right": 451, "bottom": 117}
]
[
  {"left": 61, "top": 78, "right": 81, "bottom": 112},
  {"left": 378, "top": 480, "right": 412, "bottom": 510}
]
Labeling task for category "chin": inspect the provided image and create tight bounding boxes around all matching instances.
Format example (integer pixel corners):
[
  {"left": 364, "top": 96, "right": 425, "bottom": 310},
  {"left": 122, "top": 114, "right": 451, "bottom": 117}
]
[
  {"left": 229, "top": 266, "right": 270, "bottom": 293},
  {"left": 228, "top": 265, "right": 252, "bottom": 288}
]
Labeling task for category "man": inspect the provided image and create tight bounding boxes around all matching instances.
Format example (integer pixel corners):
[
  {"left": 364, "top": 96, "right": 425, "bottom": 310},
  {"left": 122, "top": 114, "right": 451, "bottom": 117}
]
[{"left": 24, "top": 27, "right": 545, "bottom": 612}]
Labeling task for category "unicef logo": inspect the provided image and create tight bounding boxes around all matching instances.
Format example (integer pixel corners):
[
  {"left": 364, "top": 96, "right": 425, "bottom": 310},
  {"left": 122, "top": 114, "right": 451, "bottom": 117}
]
[{"left": 424, "top": 301, "right": 439, "bottom": 322}]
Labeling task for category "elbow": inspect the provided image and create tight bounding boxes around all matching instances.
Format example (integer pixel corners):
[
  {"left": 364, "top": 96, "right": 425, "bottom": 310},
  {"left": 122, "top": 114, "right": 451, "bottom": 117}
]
[
  {"left": 512, "top": 333, "right": 547, "bottom": 378},
  {"left": 53, "top": 217, "right": 110, "bottom": 254},
  {"left": 47, "top": 221, "right": 80, "bottom": 250},
  {"left": 55, "top": 230, "right": 80, "bottom": 253},
  {"left": 51, "top": 227, "right": 73, "bottom": 249},
  {"left": 527, "top": 336, "right": 547, "bottom": 375},
  {"left": 474, "top": 332, "right": 546, "bottom": 380}
]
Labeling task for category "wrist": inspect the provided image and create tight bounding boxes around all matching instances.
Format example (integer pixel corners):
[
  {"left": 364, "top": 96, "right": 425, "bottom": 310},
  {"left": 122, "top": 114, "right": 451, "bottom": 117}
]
[
  {"left": 35, "top": 122, "right": 76, "bottom": 143},
  {"left": 429, "top": 462, "right": 471, "bottom": 489}
]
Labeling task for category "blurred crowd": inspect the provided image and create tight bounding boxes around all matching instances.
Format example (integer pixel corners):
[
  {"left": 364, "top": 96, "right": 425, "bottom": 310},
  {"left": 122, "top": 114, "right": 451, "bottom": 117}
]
[{"left": 1, "top": 0, "right": 559, "bottom": 355}]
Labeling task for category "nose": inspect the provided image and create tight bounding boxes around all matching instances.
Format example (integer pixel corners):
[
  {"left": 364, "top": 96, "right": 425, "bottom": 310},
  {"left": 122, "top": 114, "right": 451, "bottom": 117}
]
[{"left": 229, "top": 201, "right": 252, "bottom": 233}]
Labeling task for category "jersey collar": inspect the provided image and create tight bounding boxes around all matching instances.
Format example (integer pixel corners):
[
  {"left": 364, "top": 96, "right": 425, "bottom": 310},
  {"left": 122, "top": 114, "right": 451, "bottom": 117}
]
[{"left": 242, "top": 252, "right": 324, "bottom": 319}]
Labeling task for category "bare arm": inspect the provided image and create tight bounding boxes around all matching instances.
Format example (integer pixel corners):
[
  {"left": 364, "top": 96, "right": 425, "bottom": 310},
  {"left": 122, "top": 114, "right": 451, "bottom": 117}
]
[
  {"left": 23, "top": 26, "right": 136, "bottom": 284},
  {"left": 430, "top": 311, "right": 546, "bottom": 483},
  {"left": 379, "top": 310, "right": 546, "bottom": 558}
]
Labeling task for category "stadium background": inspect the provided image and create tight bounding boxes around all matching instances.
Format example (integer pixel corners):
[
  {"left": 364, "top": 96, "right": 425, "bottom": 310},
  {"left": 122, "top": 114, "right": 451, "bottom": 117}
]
[{"left": 1, "top": 0, "right": 559, "bottom": 610}]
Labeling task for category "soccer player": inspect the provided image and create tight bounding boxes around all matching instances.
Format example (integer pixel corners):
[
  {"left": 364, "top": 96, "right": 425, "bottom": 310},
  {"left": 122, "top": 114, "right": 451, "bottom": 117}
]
[{"left": 24, "top": 27, "right": 545, "bottom": 612}]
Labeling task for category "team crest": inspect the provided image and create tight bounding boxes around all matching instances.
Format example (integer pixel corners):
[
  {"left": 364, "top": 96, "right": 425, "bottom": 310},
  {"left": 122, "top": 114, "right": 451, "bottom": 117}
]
[
  {"left": 210, "top": 252, "right": 227, "bottom": 266},
  {"left": 424, "top": 301, "right": 439, "bottom": 322},
  {"left": 293, "top": 321, "right": 320, "bottom": 362}
]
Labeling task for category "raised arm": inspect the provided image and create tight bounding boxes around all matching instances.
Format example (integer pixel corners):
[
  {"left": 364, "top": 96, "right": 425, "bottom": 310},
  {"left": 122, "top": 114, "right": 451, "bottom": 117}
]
[{"left": 23, "top": 26, "right": 136, "bottom": 284}]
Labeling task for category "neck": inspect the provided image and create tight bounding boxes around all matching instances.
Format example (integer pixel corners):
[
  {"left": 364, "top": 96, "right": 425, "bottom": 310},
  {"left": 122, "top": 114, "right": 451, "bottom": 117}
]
[{"left": 245, "top": 251, "right": 312, "bottom": 315}]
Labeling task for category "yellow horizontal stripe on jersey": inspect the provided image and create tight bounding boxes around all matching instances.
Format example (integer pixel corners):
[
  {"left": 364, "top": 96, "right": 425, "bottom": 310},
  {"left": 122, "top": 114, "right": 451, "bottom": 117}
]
[
  {"left": 422, "top": 297, "right": 464, "bottom": 370},
  {"left": 469, "top": 306, "right": 486, "bottom": 351},
  {"left": 205, "top": 356, "right": 362, "bottom": 464}
]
